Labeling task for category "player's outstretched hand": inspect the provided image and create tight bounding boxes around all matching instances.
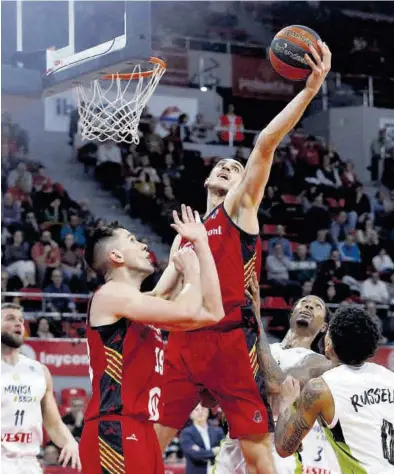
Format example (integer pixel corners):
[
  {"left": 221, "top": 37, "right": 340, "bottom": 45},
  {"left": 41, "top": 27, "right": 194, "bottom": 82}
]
[
  {"left": 58, "top": 438, "right": 82, "bottom": 471},
  {"left": 245, "top": 271, "right": 261, "bottom": 320},
  {"left": 280, "top": 376, "right": 301, "bottom": 406},
  {"left": 172, "top": 247, "right": 200, "bottom": 277},
  {"left": 304, "top": 39, "right": 331, "bottom": 97},
  {"left": 171, "top": 204, "right": 207, "bottom": 243}
]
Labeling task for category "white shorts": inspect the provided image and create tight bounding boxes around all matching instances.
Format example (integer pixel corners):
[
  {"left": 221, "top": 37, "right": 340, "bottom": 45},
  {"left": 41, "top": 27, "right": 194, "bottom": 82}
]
[
  {"left": 214, "top": 435, "right": 299, "bottom": 474},
  {"left": 2, "top": 457, "right": 43, "bottom": 474}
]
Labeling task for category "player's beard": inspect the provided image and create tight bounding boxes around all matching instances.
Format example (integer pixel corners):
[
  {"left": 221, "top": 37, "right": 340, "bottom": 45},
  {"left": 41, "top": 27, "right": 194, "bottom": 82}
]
[{"left": 1, "top": 332, "right": 23, "bottom": 348}]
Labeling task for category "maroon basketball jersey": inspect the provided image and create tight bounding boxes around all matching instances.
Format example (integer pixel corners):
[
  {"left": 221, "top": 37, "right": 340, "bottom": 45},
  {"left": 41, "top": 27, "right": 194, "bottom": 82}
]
[
  {"left": 84, "top": 296, "right": 164, "bottom": 422},
  {"left": 182, "top": 203, "right": 262, "bottom": 330}
]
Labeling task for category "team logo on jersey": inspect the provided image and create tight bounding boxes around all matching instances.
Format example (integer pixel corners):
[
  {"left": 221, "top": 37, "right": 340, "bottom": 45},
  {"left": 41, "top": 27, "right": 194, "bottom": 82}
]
[
  {"left": 210, "top": 209, "right": 219, "bottom": 220},
  {"left": 4, "top": 385, "right": 35, "bottom": 403},
  {"left": 253, "top": 410, "right": 262, "bottom": 423}
]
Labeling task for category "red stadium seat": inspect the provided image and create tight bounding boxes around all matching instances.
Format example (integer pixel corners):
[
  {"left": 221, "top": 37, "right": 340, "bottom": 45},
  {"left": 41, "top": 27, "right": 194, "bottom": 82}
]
[
  {"left": 262, "top": 224, "right": 277, "bottom": 235},
  {"left": 61, "top": 388, "right": 88, "bottom": 407},
  {"left": 290, "top": 241, "right": 298, "bottom": 253},
  {"left": 326, "top": 198, "right": 339, "bottom": 208},
  {"left": 20, "top": 287, "right": 42, "bottom": 301},
  {"left": 281, "top": 194, "right": 299, "bottom": 205},
  {"left": 263, "top": 297, "right": 290, "bottom": 310}
]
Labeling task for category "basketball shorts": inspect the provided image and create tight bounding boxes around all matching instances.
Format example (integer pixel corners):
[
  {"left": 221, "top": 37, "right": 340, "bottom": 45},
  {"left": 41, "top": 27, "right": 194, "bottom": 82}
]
[
  {"left": 80, "top": 415, "right": 164, "bottom": 474},
  {"left": 160, "top": 327, "right": 274, "bottom": 438},
  {"left": 214, "top": 435, "right": 300, "bottom": 474},
  {"left": 1, "top": 456, "right": 43, "bottom": 474}
]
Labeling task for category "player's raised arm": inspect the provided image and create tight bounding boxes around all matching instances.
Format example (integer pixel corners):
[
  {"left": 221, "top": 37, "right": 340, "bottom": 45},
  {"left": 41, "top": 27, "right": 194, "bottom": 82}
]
[
  {"left": 171, "top": 205, "right": 225, "bottom": 319},
  {"left": 92, "top": 247, "right": 222, "bottom": 331},
  {"left": 41, "top": 365, "right": 81, "bottom": 471},
  {"left": 275, "top": 377, "right": 332, "bottom": 458},
  {"left": 229, "top": 41, "right": 331, "bottom": 210}
]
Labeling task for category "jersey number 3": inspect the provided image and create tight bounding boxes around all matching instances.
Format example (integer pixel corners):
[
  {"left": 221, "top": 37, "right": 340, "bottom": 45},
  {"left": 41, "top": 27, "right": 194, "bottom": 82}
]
[{"left": 381, "top": 419, "right": 394, "bottom": 465}]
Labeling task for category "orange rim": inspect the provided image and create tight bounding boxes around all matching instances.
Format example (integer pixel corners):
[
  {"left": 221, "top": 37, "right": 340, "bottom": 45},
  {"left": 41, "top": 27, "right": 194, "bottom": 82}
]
[{"left": 102, "top": 56, "right": 166, "bottom": 80}]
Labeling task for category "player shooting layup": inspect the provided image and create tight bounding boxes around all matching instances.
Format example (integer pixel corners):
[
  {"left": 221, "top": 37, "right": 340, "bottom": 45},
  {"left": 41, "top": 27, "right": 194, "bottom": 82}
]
[
  {"left": 1, "top": 303, "right": 81, "bottom": 474},
  {"left": 155, "top": 41, "right": 332, "bottom": 473},
  {"left": 80, "top": 208, "right": 225, "bottom": 474},
  {"left": 275, "top": 306, "right": 394, "bottom": 474}
]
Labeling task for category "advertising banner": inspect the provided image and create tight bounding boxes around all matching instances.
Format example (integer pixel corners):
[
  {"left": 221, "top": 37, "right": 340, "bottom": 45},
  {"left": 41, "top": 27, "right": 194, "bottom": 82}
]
[
  {"left": 21, "top": 338, "right": 89, "bottom": 376},
  {"left": 232, "top": 54, "right": 295, "bottom": 100}
]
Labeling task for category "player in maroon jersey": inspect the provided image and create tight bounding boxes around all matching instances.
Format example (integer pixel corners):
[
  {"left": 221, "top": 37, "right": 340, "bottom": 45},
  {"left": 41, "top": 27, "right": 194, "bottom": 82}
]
[
  {"left": 79, "top": 207, "right": 225, "bottom": 474},
  {"left": 155, "top": 42, "right": 332, "bottom": 474}
]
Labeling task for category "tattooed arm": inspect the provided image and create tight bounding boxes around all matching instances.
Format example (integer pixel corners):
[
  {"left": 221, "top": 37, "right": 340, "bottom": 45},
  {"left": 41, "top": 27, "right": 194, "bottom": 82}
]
[
  {"left": 247, "top": 272, "right": 285, "bottom": 394},
  {"left": 275, "top": 377, "right": 333, "bottom": 458},
  {"left": 284, "top": 353, "right": 333, "bottom": 389}
]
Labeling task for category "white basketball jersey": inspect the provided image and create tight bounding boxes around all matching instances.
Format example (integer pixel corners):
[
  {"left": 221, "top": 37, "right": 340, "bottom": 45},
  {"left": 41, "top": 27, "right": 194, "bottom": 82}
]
[
  {"left": 1, "top": 354, "right": 47, "bottom": 459},
  {"left": 321, "top": 363, "right": 394, "bottom": 474},
  {"left": 271, "top": 343, "right": 340, "bottom": 474},
  {"left": 215, "top": 344, "right": 340, "bottom": 474}
]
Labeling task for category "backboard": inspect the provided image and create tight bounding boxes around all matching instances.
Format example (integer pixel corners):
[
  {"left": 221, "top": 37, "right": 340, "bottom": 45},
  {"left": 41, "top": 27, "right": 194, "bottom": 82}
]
[{"left": 7, "top": 0, "right": 152, "bottom": 97}]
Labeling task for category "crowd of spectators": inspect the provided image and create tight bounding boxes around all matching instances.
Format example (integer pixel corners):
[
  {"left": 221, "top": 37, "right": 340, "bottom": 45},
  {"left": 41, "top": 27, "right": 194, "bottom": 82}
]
[{"left": 74, "top": 110, "right": 394, "bottom": 347}]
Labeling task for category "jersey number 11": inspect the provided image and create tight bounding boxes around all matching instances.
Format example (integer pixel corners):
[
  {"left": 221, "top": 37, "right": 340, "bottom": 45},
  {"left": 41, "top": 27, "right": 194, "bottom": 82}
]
[{"left": 14, "top": 410, "right": 25, "bottom": 426}]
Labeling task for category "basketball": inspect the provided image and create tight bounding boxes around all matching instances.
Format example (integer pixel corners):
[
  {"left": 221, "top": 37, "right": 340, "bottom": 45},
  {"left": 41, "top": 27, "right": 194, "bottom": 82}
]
[{"left": 269, "top": 25, "right": 321, "bottom": 81}]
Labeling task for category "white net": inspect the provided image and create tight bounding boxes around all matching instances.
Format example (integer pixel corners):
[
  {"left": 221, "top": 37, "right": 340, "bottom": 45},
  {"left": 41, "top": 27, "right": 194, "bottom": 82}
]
[{"left": 75, "top": 58, "right": 166, "bottom": 144}]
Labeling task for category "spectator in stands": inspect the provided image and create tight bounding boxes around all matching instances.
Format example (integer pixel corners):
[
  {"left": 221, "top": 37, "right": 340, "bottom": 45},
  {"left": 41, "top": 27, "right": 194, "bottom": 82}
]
[
  {"left": 62, "top": 397, "right": 85, "bottom": 442},
  {"left": 177, "top": 113, "right": 191, "bottom": 142},
  {"left": 190, "top": 113, "right": 210, "bottom": 144},
  {"left": 325, "top": 284, "right": 342, "bottom": 304},
  {"left": 290, "top": 244, "right": 317, "bottom": 284},
  {"left": 96, "top": 139, "right": 122, "bottom": 190},
  {"left": 33, "top": 165, "right": 52, "bottom": 189},
  {"left": 361, "top": 271, "right": 390, "bottom": 304},
  {"left": 36, "top": 317, "right": 55, "bottom": 339},
  {"left": 43, "top": 445, "right": 60, "bottom": 467},
  {"left": 1, "top": 270, "right": 22, "bottom": 302},
  {"left": 372, "top": 248, "right": 394, "bottom": 274},
  {"left": 341, "top": 160, "right": 359, "bottom": 188},
  {"left": 78, "top": 199, "right": 95, "bottom": 227},
  {"left": 338, "top": 234, "right": 361, "bottom": 263},
  {"left": 330, "top": 211, "right": 354, "bottom": 244},
  {"left": 357, "top": 220, "right": 380, "bottom": 265},
  {"left": 314, "top": 249, "right": 347, "bottom": 299},
  {"left": 364, "top": 300, "right": 387, "bottom": 344},
  {"left": 7, "top": 161, "right": 33, "bottom": 195},
  {"left": 144, "top": 120, "right": 165, "bottom": 156},
  {"left": 369, "top": 128, "right": 388, "bottom": 182},
  {"left": 309, "top": 229, "right": 332, "bottom": 263},
  {"left": 31, "top": 230, "right": 61, "bottom": 285},
  {"left": 218, "top": 104, "right": 244, "bottom": 145},
  {"left": 60, "top": 233, "right": 83, "bottom": 281},
  {"left": 60, "top": 214, "right": 86, "bottom": 247},
  {"left": 304, "top": 193, "right": 331, "bottom": 242},
  {"left": 4, "top": 230, "right": 36, "bottom": 286},
  {"left": 302, "top": 280, "right": 313, "bottom": 297},
  {"left": 346, "top": 184, "right": 372, "bottom": 227},
  {"left": 180, "top": 404, "right": 224, "bottom": 474},
  {"left": 266, "top": 242, "right": 300, "bottom": 298},
  {"left": 372, "top": 191, "right": 386, "bottom": 223},
  {"left": 42, "top": 197, "right": 67, "bottom": 237},
  {"left": 315, "top": 154, "right": 342, "bottom": 196},
  {"left": 258, "top": 185, "right": 279, "bottom": 221},
  {"left": 2, "top": 192, "right": 21, "bottom": 227},
  {"left": 23, "top": 211, "right": 40, "bottom": 244},
  {"left": 268, "top": 225, "right": 292, "bottom": 258},
  {"left": 44, "top": 269, "right": 75, "bottom": 314}
]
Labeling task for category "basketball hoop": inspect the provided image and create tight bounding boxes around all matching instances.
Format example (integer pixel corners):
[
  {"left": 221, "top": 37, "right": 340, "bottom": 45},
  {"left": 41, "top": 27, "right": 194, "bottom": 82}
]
[{"left": 75, "top": 57, "right": 166, "bottom": 144}]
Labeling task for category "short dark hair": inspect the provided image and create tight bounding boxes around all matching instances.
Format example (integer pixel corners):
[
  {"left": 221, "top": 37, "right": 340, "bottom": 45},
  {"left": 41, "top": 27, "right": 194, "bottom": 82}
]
[
  {"left": 329, "top": 306, "right": 380, "bottom": 365},
  {"left": 84, "top": 222, "right": 125, "bottom": 273},
  {"left": 1, "top": 303, "right": 23, "bottom": 311}
]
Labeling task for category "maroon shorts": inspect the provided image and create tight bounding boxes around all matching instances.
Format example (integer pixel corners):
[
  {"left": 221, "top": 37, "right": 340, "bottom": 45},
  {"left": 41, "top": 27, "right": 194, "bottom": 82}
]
[
  {"left": 160, "top": 327, "right": 274, "bottom": 439},
  {"left": 80, "top": 415, "right": 164, "bottom": 474}
]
